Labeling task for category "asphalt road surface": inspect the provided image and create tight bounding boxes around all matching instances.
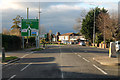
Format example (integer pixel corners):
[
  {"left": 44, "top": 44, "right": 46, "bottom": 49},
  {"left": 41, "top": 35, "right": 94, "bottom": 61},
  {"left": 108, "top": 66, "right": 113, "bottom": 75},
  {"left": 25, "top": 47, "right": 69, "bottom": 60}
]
[{"left": 2, "top": 45, "right": 119, "bottom": 80}]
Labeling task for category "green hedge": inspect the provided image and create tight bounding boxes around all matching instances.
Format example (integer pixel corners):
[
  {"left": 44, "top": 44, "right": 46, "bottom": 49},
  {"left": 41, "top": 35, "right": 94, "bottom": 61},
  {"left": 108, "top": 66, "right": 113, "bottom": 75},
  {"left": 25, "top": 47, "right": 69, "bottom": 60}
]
[{"left": 2, "top": 35, "right": 22, "bottom": 51}]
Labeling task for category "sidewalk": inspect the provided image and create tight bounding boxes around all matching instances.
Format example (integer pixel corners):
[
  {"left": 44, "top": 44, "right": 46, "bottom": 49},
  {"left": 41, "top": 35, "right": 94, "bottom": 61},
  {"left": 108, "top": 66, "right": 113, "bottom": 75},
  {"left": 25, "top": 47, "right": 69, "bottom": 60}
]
[{"left": 93, "top": 56, "right": 119, "bottom": 66}]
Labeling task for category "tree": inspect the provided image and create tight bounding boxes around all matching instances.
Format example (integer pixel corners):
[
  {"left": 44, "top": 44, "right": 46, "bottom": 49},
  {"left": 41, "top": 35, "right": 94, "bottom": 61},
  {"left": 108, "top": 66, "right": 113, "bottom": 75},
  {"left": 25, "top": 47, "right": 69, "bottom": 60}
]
[
  {"left": 3, "top": 28, "right": 10, "bottom": 35},
  {"left": 80, "top": 7, "right": 108, "bottom": 42},
  {"left": 73, "top": 9, "right": 87, "bottom": 32},
  {"left": 10, "top": 15, "right": 21, "bottom": 36},
  {"left": 11, "top": 15, "right": 21, "bottom": 29},
  {"left": 96, "top": 12, "right": 119, "bottom": 41}
]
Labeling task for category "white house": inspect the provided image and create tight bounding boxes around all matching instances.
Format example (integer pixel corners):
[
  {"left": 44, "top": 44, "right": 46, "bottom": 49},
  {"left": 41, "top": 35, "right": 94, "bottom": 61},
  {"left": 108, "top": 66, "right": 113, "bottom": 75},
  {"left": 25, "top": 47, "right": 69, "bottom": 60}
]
[{"left": 59, "top": 33, "right": 86, "bottom": 44}]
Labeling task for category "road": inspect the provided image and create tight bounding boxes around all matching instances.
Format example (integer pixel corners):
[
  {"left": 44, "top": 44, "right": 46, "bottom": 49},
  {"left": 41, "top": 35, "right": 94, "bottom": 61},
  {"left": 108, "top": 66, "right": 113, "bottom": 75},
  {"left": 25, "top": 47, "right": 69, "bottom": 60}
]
[{"left": 2, "top": 45, "right": 119, "bottom": 80}]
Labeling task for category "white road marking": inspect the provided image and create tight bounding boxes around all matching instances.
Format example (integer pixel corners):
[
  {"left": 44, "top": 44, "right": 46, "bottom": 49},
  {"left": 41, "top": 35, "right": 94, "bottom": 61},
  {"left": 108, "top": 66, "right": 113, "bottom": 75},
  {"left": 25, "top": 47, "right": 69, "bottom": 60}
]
[
  {"left": 93, "top": 64, "right": 107, "bottom": 75},
  {"left": 59, "top": 46, "right": 64, "bottom": 79},
  {"left": 82, "top": 58, "right": 90, "bottom": 62},
  {"left": 20, "top": 63, "right": 32, "bottom": 71},
  {"left": 78, "top": 55, "right": 81, "bottom": 57},
  {"left": 21, "top": 54, "right": 29, "bottom": 58},
  {"left": 8, "top": 75, "right": 16, "bottom": 80}
]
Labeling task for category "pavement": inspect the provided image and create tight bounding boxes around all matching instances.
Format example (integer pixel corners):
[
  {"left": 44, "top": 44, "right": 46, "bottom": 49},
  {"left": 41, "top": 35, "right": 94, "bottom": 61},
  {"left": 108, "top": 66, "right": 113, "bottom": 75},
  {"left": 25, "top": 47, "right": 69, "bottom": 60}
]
[{"left": 1, "top": 45, "right": 119, "bottom": 80}]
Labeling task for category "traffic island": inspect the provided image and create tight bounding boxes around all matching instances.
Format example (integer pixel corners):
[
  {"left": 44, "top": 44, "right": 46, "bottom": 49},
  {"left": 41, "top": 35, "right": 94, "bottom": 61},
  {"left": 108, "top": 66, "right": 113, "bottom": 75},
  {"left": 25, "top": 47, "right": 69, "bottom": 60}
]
[
  {"left": 93, "top": 56, "right": 120, "bottom": 66},
  {"left": 2, "top": 56, "right": 20, "bottom": 64}
]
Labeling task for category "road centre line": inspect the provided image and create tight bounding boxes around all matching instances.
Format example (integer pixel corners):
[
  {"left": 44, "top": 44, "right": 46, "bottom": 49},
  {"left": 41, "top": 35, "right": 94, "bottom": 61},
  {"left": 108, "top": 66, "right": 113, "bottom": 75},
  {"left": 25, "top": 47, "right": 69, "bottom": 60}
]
[
  {"left": 59, "top": 46, "right": 64, "bottom": 79},
  {"left": 93, "top": 64, "right": 107, "bottom": 75},
  {"left": 82, "top": 58, "right": 90, "bottom": 62},
  {"left": 20, "top": 63, "right": 32, "bottom": 71},
  {"left": 8, "top": 75, "right": 16, "bottom": 80}
]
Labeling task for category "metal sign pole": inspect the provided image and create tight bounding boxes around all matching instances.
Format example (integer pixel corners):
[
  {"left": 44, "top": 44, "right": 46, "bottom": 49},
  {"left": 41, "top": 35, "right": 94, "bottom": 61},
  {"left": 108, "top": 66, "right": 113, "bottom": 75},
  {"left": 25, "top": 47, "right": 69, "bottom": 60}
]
[
  {"left": 22, "top": 37, "right": 24, "bottom": 49},
  {"left": 36, "top": 36, "right": 38, "bottom": 48}
]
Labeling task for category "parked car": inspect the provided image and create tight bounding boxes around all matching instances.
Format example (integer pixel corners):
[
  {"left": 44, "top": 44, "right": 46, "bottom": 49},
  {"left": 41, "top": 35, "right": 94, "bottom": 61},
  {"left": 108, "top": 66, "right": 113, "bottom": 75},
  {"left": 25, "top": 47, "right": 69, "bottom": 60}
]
[
  {"left": 79, "top": 42, "right": 86, "bottom": 46},
  {"left": 115, "top": 41, "right": 120, "bottom": 52}
]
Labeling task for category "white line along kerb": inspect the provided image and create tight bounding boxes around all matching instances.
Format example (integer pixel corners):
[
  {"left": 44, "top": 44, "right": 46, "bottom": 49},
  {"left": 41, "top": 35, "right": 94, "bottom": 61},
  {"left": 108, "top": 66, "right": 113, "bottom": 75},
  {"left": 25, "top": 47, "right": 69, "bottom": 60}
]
[
  {"left": 21, "top": 63, "right": 32, "bottom": 71},
  {"left": 93, "top": 64, "right": 107, "bottom": 75}
]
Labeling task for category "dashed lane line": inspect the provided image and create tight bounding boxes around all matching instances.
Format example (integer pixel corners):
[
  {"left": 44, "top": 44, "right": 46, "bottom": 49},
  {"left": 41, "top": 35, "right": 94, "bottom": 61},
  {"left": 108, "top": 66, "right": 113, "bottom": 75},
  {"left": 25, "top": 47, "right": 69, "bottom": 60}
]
[
  {"left": 8, "top": 75, "right": 16, "bottom": 80},
  {"left": 20, "top": 63, "right": 32, "bottom": 71},
  {"left": 93, "top": 64, "right": 107, "bottom": 75},
  {"left": 78, "top": 55, "right": 81, "bottom": 57},
  {"left": 82, "top": 58, "right": 90, "bottom": 62}
]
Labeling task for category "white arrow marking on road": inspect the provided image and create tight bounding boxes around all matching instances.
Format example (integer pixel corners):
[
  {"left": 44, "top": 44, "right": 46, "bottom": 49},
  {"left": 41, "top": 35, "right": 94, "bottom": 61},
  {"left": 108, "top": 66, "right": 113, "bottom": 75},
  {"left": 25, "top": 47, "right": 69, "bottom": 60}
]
[{"left": 93, "top": 64, "right": 107, "bottom": 75}]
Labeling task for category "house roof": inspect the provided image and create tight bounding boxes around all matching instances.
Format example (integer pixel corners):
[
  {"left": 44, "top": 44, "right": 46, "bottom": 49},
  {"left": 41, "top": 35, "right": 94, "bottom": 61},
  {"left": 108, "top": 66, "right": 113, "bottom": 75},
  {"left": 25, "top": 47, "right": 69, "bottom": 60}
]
[{"left": 59, "top": 33, "right": 80, "bottom": 36}]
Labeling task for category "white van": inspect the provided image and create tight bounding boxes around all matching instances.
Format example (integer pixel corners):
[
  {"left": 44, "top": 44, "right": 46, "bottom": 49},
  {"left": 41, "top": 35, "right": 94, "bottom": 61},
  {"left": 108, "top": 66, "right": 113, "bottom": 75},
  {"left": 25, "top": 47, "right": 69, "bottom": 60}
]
[{"left": 115, "top": 41, "right": 120, "bottom": 52}]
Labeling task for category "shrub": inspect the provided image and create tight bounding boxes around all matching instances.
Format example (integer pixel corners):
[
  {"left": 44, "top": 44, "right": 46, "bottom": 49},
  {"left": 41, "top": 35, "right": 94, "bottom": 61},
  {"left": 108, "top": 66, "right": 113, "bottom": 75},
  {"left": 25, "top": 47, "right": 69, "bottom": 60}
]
[{"left": 2, "top": 35, "right": 22, "bottom": 51}]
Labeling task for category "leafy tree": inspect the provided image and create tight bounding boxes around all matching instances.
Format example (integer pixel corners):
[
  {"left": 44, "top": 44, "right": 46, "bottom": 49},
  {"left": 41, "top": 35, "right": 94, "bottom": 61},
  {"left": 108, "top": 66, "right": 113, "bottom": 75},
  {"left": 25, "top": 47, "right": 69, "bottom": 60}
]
[
  {"left": 11, "top": 15, "right": 21, "bottom": 29},
  {"left": 80, "top": 7, "right": 108, "bottom": 42},
  {"left": 10, "top": 15, "right": 21, "bottom": 36}
]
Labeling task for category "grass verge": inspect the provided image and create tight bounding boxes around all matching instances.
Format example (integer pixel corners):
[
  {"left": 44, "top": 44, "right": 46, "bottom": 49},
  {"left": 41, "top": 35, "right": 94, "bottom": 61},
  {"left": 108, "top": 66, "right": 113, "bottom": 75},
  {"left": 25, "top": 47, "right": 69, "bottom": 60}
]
[
  {"left": 31, "top": 48, "right": 43, "bottom": 51},
  {"left": 2, "top": 56, "right": 18, "bottom": 62}
]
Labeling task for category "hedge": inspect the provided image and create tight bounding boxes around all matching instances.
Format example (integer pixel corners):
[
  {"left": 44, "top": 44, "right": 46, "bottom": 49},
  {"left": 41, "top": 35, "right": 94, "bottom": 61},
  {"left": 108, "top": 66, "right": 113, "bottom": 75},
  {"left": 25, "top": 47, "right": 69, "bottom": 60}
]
[{"left": 2, "top": 35, "right": 22, "bottom": 51}]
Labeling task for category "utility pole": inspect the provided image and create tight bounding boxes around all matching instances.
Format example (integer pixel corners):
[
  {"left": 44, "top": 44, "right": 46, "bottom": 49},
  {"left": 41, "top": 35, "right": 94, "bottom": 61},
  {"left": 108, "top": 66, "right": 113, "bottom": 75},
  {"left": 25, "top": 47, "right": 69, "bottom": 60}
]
[
  {"left": 93, "top": 9, "right": 95, "bottom": 46},
  {"left": 38, "top": 1, "right": 41, "bottom": 48},
  {"left": 90, "top": 3, "right": 96, "bottom": 47},
  {"left": 26, "top": 8, "right": 29, "bottom": 48},
  {"left": 104, "top": 14, "right": 106, "bottom": 49}
]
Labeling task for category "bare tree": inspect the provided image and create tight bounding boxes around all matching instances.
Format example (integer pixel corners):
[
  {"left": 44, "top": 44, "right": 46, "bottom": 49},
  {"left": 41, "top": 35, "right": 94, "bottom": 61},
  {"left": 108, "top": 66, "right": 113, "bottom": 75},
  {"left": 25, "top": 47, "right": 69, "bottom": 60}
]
[
  {"left": 40, "top": 24, "right": 46, "bottom": 34},
  {"left": 3, "top": 28, "right": 10, "bottom": 35},
  {"left": 73, "top": 9, "right": 87, "bottom": 32},
  {"left": 96, "top": 12, "right": 119, "bottom": 41}
]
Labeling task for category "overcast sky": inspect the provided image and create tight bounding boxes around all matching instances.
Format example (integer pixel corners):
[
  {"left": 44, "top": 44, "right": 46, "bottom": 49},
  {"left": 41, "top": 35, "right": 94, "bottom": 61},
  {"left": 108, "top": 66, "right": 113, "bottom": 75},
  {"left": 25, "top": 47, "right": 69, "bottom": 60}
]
[{"left": 0, "top": 0, "right": 119, "bottom": 34}]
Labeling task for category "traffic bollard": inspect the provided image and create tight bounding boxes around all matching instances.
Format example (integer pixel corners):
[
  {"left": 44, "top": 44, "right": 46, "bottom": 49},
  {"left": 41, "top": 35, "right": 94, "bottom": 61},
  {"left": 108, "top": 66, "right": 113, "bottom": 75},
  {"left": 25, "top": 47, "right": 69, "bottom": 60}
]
[{"left": 2, "top": 47, "right": 5, "bottom": 61}]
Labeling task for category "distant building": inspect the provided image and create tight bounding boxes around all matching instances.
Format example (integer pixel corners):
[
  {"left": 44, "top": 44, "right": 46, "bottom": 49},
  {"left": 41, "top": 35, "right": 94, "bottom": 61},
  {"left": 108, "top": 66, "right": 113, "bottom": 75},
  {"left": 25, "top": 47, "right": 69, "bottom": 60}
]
[{"left": 59, "top": 32, "right": 86, "bottom": 44}]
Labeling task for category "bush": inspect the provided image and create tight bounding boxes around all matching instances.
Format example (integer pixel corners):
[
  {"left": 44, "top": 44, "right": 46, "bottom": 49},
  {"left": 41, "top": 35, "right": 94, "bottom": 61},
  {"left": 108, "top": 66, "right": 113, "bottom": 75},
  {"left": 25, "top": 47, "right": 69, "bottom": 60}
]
[{"left": 2, "top": 35, "right": 22, "bottom": 51}]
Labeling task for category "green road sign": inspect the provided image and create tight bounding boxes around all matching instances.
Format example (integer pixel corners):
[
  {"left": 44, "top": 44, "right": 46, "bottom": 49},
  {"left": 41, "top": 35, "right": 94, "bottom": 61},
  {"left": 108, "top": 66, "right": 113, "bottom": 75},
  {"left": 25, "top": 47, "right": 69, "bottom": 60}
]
[{"left": 21, "top": 19, "right": 39, "bottom": 36}]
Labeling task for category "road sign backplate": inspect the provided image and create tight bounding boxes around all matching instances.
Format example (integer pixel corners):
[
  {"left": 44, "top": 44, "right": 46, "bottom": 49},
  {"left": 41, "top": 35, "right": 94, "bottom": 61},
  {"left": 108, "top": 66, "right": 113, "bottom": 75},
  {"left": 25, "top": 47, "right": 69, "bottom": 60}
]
[{"left": 21, "top": 19, "right": 39, "bottom": 36}]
